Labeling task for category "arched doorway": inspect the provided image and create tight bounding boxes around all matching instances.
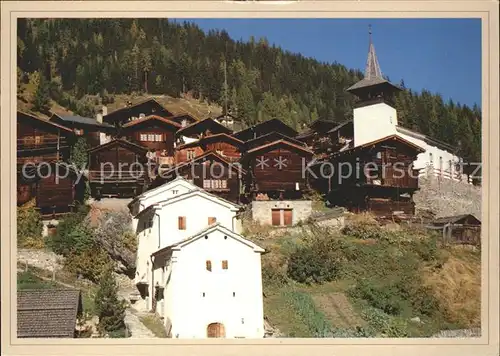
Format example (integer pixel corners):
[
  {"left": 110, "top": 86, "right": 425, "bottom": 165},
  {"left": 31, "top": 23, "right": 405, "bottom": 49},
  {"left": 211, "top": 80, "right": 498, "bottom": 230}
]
[{"left": 207, "top": 322, "right": 225, "bottom": 338}]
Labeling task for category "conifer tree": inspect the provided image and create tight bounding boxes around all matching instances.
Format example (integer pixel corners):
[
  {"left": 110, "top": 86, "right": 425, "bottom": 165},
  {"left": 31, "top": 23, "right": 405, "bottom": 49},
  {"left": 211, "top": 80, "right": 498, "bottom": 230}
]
[
  {"left": 32, "top": 73, "right": 51, "bottom": 114},
  {"left": 94, "top": 266, "right": 127, "bottom": 337}
]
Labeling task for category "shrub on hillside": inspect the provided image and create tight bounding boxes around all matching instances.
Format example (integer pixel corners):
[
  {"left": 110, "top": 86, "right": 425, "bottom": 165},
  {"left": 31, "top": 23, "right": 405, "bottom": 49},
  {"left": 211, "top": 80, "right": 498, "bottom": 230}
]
[
  {"left": 287, "top": 236, "right": 344, "bottom": 284},
  {"left": 46, "top": 208, "right": 93, "bottom": 256},
  {"left": 65, "top": 246, "right": 112, "bottom": 283},
  {"left": 17, "top": 200, "right": 44, "bottom": 248},
  {"left": 94, "top": 267, "right": 127, "bottom": 337}
]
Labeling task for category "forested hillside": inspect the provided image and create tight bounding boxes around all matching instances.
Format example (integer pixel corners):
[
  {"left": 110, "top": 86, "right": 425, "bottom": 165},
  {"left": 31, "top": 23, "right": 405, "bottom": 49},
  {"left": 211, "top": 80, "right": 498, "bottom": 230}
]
[{"left": 17, "top": 18, "right": 481, "bottom": 162}]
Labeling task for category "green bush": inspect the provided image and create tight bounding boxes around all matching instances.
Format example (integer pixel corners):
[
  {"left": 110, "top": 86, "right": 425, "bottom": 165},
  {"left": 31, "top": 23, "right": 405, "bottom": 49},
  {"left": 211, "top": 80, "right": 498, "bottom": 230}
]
[
  {"left": 46, "top": 207, "right": 92, "bottom": 256},
  {"left": 94, "top": 267, "right": 127, "bottom": 337},
  {"left": 287, "top": 244, "right": 342, "bottom": 284},
  {"left": 17, "top": 202, "right": 44, "bottom": 248},
  {"left": 64, "top": 246, "right": 112, "bottom": 283}
]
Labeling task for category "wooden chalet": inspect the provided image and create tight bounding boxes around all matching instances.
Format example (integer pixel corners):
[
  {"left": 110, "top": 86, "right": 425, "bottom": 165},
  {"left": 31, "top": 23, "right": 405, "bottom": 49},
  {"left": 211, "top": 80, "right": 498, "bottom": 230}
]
[
  {"left": 240, "top": 139, "right": 314, "bottom": 201},
  {"left": 296, "top": 119, "right": 339, "bottom": 146},
  {"left": 175, "top": 133, "right": 244, "bottom": 164},
  {"left": 102, "top": 98, "right": 175, "bottom": 127},
  {"left": 430, "top": 214, "right": 481, "bottom": 245},
  {"left": 232, "top": 118, "right": 298, "bottom": 142},
  {"left": 17, "top": 289, "right": 84, "bottom": 338},
  {"left": 18, "top": 162, "right": 85, "bottom": 218},
  {"left": 17, "top": 111, "right": 84, "bottom": 216},
  {"left": 17, "top": 111, "right": 73, "bottom": 168},
  {"left": 297, "top": 119, "right": 354, "bottom": 158},
  {"left": 87, "top": 139, "right": 149, "bottom": 198},
  {"left": 176, "top": 118, "right": 233, "bottom": 140},
  {"left": 49, "top": 112, "right": 115, "bottom": 148},
  {"left": 154, "top": 151, "right": 245, "bottom": 203},
  {"left": 120, "top": 114, "right": 181, "bottom": 167},
  {"left": 312, "top": 135, "right": 424, "bottom": 216}
]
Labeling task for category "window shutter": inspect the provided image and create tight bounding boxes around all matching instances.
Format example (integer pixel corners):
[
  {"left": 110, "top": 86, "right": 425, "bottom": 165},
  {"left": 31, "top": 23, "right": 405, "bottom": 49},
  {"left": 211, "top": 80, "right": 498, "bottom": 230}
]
[
  {"left": 222, "top": 260, "right": 228, "bottom": 270},
  {"left": 178, "top": 216, "right": 186, "bottom": 230},
  {"left": 206, "top": 260, "right": 212, "bottom": 272}
]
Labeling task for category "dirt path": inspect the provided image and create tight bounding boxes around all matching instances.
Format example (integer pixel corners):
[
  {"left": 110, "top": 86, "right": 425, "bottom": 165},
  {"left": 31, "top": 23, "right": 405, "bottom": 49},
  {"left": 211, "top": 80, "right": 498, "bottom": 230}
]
[{"left": 311, "top": 293, "right": 365, "bottom": 329}]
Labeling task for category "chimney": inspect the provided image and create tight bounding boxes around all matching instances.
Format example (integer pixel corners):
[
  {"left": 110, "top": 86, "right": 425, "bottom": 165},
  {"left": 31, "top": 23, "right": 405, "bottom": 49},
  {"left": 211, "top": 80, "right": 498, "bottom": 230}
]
[
  {"left": 102, "top": 105, "right": 108, "bottom": 116},
  {"left": 96, "top": 112, "right": 103, "bottom": 124}
]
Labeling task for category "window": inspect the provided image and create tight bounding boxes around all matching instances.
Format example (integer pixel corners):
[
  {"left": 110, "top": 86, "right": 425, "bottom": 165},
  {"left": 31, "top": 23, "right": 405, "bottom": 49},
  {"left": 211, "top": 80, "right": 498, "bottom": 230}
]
[
  {"left": 429, "top": 152, "right": 433, "bottom": 164},
  {"left": 178, "top": 216, "right": 186, "bottom": 230},
  {"left": 140, "top": 134, "right": 148, "bottom": 141},
  {"left": 156, "top": 134, "right": 163, "bottom": 142},
  {"left": 439, "top": 156, "right": 443, "bottom": 172},
  {"left": 376, "top": 152, "right": 382, "bottom": 159},
  {"left": 187, "top": 150, "right": 196, "bottom": 160},
  {"left": 203, "top": 179, "right": 228, "bottom": 190},
  {"left": 222, "top": 260, "right": 228, "bottom": 270},
  {"left": 206, "top": 260, "right": 212, "bottom": 272},
  {"left": 172, "top": 190, "right": 178, "bottom": 195},
  {"left": 208, "top": 217, "right": 217, "bottom": 225},
  {"left": 148, "top": 134, "right": 154, "bottom": 142}
]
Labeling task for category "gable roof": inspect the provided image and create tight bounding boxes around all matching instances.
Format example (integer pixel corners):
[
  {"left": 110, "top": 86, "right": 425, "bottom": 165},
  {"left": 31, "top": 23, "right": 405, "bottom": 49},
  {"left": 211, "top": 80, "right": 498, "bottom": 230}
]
[
  {"left": 332, "top": 134, "right": 425, "bottom": 158},
  {"left": 17, "top": 289, "right": 83, "bottom": 338},
  {"left": 136, "top": 187, "right": 242, "bottom": 219},
  {"left": 233, "top": 119, "right": 298, "bottom": 142},
  {"left": 176, "top": 118, "right": 233, "bottom": 137},
  {"left": 50, "top": 113, "right": 114, "bottom": 129},
  {"left": 151, "top": 223, "right": 265, "bottom": 257},
  {"left": 245, "top": 131, "right": 306, "bottom": 150},
  {"left": 432, "top": 214, "right": 481, "bottom": 226},
  {"left": 103, "top": 98, "right": 175, "bottom": 124},
  {"left": 396, "top": 126, "right": 457, "bottom": 153},
  {"left": 161, "top": 150, "right": 246, "bottom": 176},
  {"left": 176, "top": 133, "right": 244, "bottom": 150},
  {"left": 121, "top": 114, "right": 181, "bottom": 130},
  {"left": 244, "top": 139, "right": 314, "bottom": 157},
  {"left": 128, "top": 176, "right": 198, "bottom": 210},
  {"left": 87, "top": 138, "right": 148, "bottom": 154},
  {"left": 18, "top": 111, "right": 73, "bottom": 133},
  {"left": 327, "top": 120, "right": 354, "bottom": 134}
]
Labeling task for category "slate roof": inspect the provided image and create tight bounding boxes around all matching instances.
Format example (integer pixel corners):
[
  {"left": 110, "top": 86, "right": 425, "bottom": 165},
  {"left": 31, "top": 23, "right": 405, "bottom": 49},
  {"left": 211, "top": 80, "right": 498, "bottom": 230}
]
[
  {"left": 17, "top": 289, "right": 83, "bottom": 338},
  {"left": 52, "top": 113, "right": 114, "bottom": 128},
  {"left": 432, "top": 214, "right": 481, "bottom": 226}
]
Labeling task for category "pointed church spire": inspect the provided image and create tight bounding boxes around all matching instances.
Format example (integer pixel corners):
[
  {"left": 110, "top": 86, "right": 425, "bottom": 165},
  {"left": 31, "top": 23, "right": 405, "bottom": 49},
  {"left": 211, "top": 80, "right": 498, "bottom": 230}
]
[
  {"left": 365, "top": 25, "right": 383, "bottom": 80},
  {"left": 346, "top": 24, "right": 401, "bottom": 100}
]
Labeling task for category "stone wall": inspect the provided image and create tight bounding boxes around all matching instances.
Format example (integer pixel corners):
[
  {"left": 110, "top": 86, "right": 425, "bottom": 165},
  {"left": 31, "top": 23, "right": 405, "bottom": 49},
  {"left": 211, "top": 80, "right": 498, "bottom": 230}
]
[
  {"left": 414, "top": 175, "right": 482, "bottom": 219},
  {"left": 251, "top": 200, "right": 313, "bottom": 226}
]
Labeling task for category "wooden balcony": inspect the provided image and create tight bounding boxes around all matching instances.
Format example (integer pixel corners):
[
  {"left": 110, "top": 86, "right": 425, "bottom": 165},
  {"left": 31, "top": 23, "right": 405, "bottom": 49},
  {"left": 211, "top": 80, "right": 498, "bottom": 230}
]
[
  {"left": 17, "top": 137, "right": 69, "bottom": 152},
  {"left": 88, "top": 170, "right": 146, "bottom": 184},
  {"left": 365, "top": 168, "right": 419, "bottom": 189}
]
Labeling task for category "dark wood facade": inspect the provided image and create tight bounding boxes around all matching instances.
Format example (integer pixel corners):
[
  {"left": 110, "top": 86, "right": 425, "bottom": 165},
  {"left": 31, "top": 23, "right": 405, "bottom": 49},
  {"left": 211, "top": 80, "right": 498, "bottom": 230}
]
[
  {"left": 175, "top": 133, "right": 243, "bottom": 164},
  {"left": 88, "top": 139, "right": 148, "bottom": 198},
  {"left": 154, "top": 151, "right": 245, "bottom": 203},
  {"left": 17, "top": 111, "right": 73, "bottom": 168},
  {"left": 297, "top": 120, "right": 354, "bottom": 159},
  {"left": 103, "top": 98, "right": 175, "bottom": 127},
  {"left": 17, "top": 162, "right": 84, "bottom": 218},
  {"left": 240, "top": 139, "right": 313, "bottom": 200},
  {"left": 120, "top": 115, "right": 181, "bottom": 167},
  {"left": 244, "top": 131, "right": 306, "bottom": 152},
  {"left": 313, "top": 135, "right": 424, "bottom": 216},
  {"left": 49, "top": 113, "right": 114, "bottom": 148},
  {"left": 431, "top": 214, "right": 481, "bottom": 245}
]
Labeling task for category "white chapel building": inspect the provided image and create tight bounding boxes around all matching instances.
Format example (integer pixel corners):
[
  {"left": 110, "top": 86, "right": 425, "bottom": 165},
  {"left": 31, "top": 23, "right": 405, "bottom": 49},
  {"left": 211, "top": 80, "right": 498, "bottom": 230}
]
[
  {"left": 129, "top": 177, "right": 265, "bottom": 339},
  {"left": 346, "top": 28, "right": 469, "bottom": 183}
]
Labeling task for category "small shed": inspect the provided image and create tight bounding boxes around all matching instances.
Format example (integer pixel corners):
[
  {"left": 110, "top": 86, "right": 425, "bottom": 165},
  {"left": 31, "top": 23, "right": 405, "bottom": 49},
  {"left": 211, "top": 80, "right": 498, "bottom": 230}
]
[
  {"left": 431, "top": 214, "right": 481, "bottom": 245},
  {"left": 17, "top": 289, "right": 83, "bottom": 338}
]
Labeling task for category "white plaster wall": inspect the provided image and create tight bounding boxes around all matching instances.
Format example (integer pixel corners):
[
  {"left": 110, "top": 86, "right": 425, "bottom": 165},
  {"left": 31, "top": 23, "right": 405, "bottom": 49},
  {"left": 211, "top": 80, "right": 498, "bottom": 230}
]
[
  {"left": 251, "top": 200, "right": 312, "bottom": 226},
  {"left": 166, "top": 229, "right": 264, "bottom": 339},
  {"left": 353, "top": 103, "right": 398, "bottom": 147},
  {"left": 396, "top": 131, "right": 463, "bottom": 181},
  {"left": 158, "top": 194, "right": 241, "bottom": 248},
  {"left": 134, "top": 209, "right": 157, "bottom": 286}
]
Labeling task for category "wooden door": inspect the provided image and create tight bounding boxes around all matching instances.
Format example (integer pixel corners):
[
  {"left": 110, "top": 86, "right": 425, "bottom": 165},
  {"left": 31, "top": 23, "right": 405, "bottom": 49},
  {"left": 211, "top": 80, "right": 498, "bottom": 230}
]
[
  {"left": 283, "top": 209, "right": 293, "bottom": 226},
  {"left": 207, "top": 323, "right": 225, "bottom": 338},
  {"left": 271, "top": 209, "right": 281, "bottom": 226}
]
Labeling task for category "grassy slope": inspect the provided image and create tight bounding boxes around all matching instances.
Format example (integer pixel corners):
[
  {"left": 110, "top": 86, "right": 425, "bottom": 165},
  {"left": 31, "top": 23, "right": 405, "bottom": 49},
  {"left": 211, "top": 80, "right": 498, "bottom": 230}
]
[
  {"left": 251, "top": 218, "right": 481, "bottom": 338},
  {"left": 17, "top": 85, "right": 222, "bottom": 120}
]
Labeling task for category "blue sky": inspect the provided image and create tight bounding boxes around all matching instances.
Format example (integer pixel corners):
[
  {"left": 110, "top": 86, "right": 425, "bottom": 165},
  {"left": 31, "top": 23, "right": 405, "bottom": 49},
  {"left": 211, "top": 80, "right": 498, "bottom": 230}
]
[{"left": 174, "top": 18, "right": 481, "bottom": 108}]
